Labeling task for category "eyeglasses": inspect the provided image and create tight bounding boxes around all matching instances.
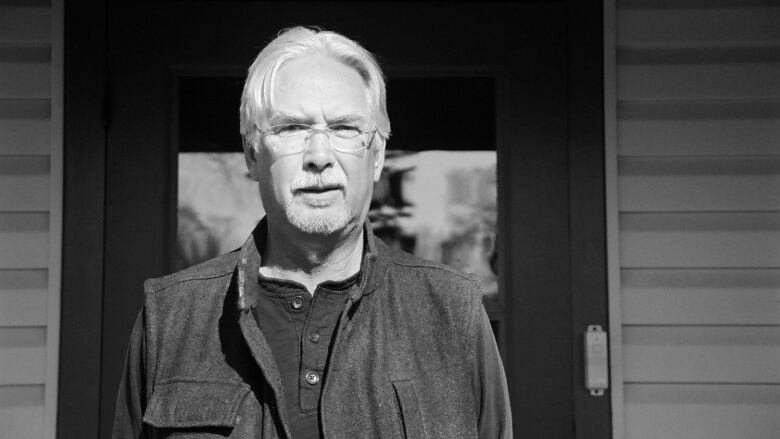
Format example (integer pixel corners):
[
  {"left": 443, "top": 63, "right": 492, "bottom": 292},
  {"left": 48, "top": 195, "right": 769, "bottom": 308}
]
[{"left": 258, "top": 123, "right": 377, "bottom": 157}]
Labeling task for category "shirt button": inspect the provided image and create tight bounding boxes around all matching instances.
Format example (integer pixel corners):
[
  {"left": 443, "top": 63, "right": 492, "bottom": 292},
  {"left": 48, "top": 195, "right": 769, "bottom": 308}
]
[
  {"left": 308, "top": 332, "right": 320, "bottom": 343},
  {"left": 305, "top": 371, "right": 320, "bottom": 385},
  {"left": 291, "top": 296, "right": 304, "bottom": 310}
]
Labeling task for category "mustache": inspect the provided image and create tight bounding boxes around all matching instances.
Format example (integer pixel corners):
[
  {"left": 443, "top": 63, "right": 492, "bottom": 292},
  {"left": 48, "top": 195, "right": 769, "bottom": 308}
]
[{"left": 290, "top": 169, "right": 348, "bottom": 191}]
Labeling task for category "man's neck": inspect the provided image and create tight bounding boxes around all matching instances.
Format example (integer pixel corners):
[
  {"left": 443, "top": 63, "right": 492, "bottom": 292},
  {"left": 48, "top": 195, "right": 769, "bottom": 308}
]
[{"left": 260, "top": 222, "right": 364, "bottom": 295}]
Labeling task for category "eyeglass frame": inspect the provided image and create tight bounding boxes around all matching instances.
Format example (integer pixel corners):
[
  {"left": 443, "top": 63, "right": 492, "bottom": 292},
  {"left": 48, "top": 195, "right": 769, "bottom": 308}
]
[{"left": 255, "top": 122, "right": 378, "bottom": 157}]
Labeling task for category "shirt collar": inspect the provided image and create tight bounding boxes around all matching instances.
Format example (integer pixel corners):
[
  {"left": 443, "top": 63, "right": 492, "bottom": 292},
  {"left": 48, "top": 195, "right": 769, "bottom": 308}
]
[{"left": 236, "top": 217, "right": 386, "bottom": 311}]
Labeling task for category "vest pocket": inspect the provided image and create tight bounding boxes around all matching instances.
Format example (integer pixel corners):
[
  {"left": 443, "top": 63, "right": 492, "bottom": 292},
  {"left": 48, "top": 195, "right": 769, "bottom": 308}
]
[
  {"left": 392, "top": 380, "right": 425, "bottom": 439},
  {"left": 142, "top": 378, "right": 250, "bottom": 435}
]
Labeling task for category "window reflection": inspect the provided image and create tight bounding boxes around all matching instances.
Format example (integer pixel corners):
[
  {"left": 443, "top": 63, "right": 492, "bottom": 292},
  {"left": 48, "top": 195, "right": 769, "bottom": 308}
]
[
  {"left": 176, "top": 150, "right": 498, "bottom": 302},
  {"left": 370, "top": 150, "right": 498, "bottom": 300}
]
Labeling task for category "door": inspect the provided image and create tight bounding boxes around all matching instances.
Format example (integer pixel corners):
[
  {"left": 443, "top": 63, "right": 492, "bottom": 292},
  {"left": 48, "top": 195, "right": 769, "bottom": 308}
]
[{"left": 61, "top": 1, "right": 609, "bottom": 438}]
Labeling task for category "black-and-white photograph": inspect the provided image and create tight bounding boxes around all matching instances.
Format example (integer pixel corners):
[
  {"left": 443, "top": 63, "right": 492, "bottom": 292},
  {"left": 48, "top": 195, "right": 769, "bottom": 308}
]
[{"left": 1, "top": 1, "right": 778, "bottom": 438}]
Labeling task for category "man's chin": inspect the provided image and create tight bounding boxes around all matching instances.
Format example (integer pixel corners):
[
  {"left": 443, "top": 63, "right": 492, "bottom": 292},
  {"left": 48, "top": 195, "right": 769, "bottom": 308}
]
[{"left": 286, "top": 207, "right": 351, "bottom": 235}]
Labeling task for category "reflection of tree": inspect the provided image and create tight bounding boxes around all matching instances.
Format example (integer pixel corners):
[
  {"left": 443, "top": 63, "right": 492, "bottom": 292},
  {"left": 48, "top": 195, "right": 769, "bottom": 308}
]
[
  {"left": 441, "top": 165, "right": 498, "bottom": 298},
  {"left": 369, "top": 151, "right": 499, "bottom": 299},
  {"left": 206, "top": 153, "right": 255, "bottom": 208},
  {"left": 194, "top": 154, "right": 258, "bottom": 253},
  {"left": 369, "top": 150, "right": 416, "bottom": 253},
  {"left": 176, "top": 153, "right": 263, "bottom": 269},
  {"left": 176, "top": 205, "right": 220, "bottom": 271}
]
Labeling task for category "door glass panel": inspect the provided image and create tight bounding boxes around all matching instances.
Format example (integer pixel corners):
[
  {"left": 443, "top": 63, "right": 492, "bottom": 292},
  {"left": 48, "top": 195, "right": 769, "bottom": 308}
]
[{"left": 370, "top": 150, "right": 497, "bottom": 300}]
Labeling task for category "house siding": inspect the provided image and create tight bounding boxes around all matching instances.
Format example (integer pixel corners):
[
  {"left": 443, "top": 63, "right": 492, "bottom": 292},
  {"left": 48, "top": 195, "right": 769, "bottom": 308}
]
[
  {"left": 0, "top": 1, "right": 63, "bottom": 438},
  {"left": 606, "top": 2, "right": 780, "bottom": 438}
]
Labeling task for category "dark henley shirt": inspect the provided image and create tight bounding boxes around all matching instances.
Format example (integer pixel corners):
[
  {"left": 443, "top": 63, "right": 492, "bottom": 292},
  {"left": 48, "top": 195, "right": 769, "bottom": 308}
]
[{"left": 250, "top": 270, "right": 360, "bottom": 439}]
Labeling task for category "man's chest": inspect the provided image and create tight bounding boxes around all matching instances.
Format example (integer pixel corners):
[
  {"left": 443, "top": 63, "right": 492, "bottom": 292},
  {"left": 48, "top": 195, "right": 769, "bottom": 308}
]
[
  {"left": 146, "top": 288, "right": 477, "bottom": 438},
  {"left": 252, "top": 280, "right": 353, "bottom": 438}
]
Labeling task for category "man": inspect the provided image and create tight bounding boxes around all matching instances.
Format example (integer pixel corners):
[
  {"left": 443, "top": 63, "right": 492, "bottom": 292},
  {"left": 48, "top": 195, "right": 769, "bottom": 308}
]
[{"left": 114, "top": 26, "right": 511, "bottom": 438}]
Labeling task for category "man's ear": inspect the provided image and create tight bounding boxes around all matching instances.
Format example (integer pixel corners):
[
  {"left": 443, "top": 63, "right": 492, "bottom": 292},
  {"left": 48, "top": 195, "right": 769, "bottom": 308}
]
[
  {"left": 372, "top": 136, "right": 386, "bottom": 182},
  {"left": 243, "top": 138, "right": 261, "bottom": 181}
]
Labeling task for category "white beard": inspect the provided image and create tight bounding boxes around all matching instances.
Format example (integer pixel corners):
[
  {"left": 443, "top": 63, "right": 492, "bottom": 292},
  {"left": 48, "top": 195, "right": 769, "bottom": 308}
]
[
  {"left": 285, "top": 168, "right": 353, "bottom": 234},
  {"left": 286, "top": 200, "right": 351, "bottom": 234}
]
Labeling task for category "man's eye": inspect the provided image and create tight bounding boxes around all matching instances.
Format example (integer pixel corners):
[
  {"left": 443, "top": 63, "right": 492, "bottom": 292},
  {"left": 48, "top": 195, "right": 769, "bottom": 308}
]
[
  {"left": 274, "top": 124, "right": 309, "bottom": 135},
  {"left": 330, "top": 124, "right": 361, "bottom": 135}
]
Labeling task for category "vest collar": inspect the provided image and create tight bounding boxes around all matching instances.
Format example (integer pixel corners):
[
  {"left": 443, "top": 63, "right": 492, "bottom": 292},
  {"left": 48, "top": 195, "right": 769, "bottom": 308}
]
[{"left": 236, "top": 217, "right": 387, "bottom": 311}]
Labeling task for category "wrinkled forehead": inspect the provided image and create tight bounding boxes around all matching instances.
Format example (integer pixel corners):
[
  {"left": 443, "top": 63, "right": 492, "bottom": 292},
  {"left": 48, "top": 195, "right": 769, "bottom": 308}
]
[{"left": 260, "top": 53, "right": 375, "bottom": 126}]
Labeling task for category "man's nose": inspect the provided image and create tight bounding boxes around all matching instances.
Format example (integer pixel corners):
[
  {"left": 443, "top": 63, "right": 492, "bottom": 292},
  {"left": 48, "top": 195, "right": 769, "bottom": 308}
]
[{"left": 302, "top": 130, "right": 335, "bottom": 171}]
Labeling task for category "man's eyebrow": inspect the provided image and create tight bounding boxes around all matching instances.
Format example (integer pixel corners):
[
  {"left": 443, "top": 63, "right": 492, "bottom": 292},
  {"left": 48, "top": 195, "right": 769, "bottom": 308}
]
[
  {"left": 268, "top": 112, "right": 309, "bottom": 124},
  {"left": 267, "top": 111, "right": 370, "bottom": 125},
  {"left": 327, "top": 113, "right": 370, "bottom": 124}
]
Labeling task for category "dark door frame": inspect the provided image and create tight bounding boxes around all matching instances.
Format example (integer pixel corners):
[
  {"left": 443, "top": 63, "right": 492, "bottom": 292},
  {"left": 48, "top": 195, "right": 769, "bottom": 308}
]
[
  {"left": 567, "top": 2, "right": 611, "bottom": 438},
  {"left": 60, "top": 2, "right": 609, "bottom": 437},
  {"left": 59, "top": 1, "right": 107, "bottom": 436}
]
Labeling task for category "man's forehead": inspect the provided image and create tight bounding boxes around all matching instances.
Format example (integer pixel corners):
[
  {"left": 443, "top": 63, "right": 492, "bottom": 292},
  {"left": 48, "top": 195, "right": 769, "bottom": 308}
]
[
  {"left": 261, "top": 54, "right": 373, "bottom": 125},
  {"left": 275, "top": 55, "right": 368, "bottom": 96}
]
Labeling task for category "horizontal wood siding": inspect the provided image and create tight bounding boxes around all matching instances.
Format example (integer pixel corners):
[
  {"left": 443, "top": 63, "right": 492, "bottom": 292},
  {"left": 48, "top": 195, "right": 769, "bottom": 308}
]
[
  {"left": 624, "top": 384, "right": 780, "bottom": 439},
  {"left": 0, "top": 280, "right": 48, "bottom": 327},
  {"left": 0, "top": 119, "right": 51, "bottom": 155},
  {"left": 0, "top": 2, "right": 61, "bottom": 438},
  {"left": 0, "top": 327, "right": 46, "bottom": 385},
  {"left": 0, "top": 156, "right": 50, "bottom": 211},
  {"left": 608, "top": 1, "right": 780, "bottom": 438},
  {"left": 623, "top": 326, "right": 780, "bottom": 383},
  {"left": 618, "top": 118, "right": 780, "bottom": 156},
  {"left": 621, "top": 268, "right": 780, "bottom": 325},
  {"left": 0, "top": 385, "right": 44, "bottom": 439}
]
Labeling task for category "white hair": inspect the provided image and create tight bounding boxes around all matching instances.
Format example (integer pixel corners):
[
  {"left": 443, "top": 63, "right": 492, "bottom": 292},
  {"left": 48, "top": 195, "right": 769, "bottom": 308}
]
[{"left": 239, "top": 26, "right": 391, "bottom": 149}]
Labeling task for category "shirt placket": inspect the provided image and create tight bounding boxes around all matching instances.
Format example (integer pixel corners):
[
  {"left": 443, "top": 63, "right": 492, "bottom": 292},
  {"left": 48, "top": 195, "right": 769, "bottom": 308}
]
[{"left": 298, "top": 289, "right": 340, "bottom": 412}]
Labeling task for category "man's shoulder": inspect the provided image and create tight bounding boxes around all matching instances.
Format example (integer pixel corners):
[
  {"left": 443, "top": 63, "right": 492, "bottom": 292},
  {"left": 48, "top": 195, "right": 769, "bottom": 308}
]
[
  {"left": 389, "top": 247, "right": 477, "bottom": 281},
  {"left": 376, "top": 240, "right": 482, "bottom": 302},
  {"left": 143, "top": 251, "right": 238, "bottom": 295},
  {"left": 373, "top": 242, "right": 485, "bottom": 349}
]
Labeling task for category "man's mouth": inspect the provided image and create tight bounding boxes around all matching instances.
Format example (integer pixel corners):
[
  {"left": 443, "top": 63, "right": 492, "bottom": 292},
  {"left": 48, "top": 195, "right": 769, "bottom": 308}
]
[{"left": 296, "top": 185, "right": 342, "bottom": 194}]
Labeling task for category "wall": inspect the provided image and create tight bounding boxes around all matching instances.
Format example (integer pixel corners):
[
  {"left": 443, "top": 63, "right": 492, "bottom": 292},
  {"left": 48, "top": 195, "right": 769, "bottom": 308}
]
[
  {"left": 605, "top": 1, "right": 780, "bottom": 438},
  {"left": 0, "top": 1, "right": 63, "bottom": 438}
]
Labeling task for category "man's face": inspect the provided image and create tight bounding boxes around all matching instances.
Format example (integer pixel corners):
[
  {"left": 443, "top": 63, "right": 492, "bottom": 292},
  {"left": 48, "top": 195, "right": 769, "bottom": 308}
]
[{"left": 245, "top": 53, "right": 385, "bottom": 235}]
